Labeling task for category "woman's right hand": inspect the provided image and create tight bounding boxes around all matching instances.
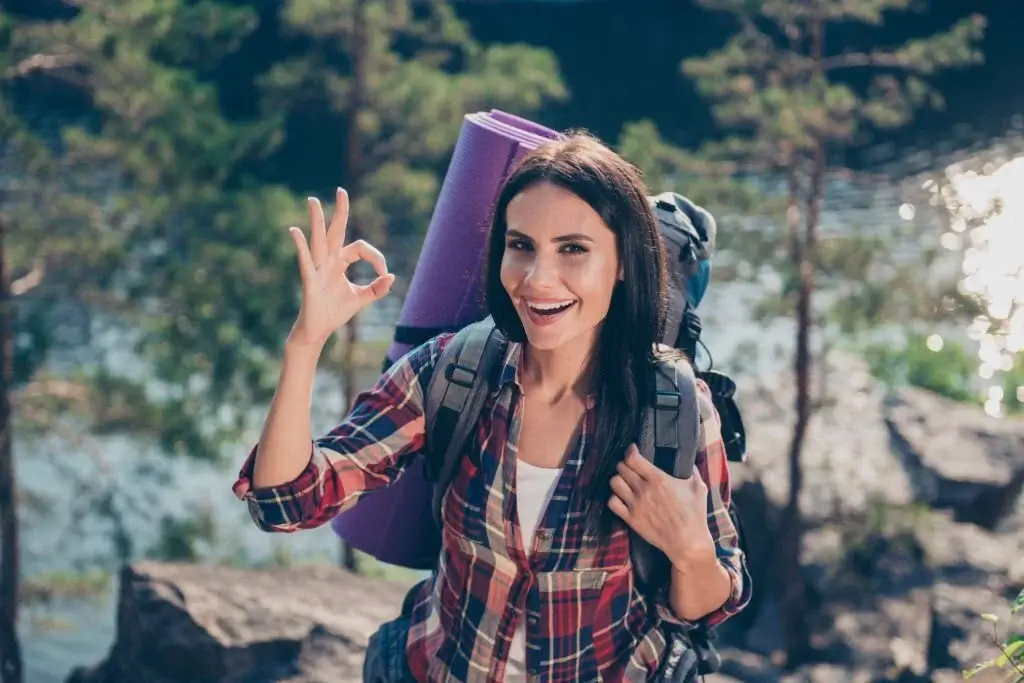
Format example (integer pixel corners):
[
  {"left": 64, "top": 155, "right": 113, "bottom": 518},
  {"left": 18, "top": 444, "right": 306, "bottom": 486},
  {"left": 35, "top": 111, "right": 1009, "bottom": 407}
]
[{"left": 287, "top": 188, "right": 395, "bottom": 349}]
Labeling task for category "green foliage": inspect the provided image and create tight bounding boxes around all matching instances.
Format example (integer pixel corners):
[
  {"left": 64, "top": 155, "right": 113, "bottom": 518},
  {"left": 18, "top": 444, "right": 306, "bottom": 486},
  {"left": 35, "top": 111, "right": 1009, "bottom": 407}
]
[
  {"left": 684, "top": 0, "right": 986, "bottom": 157},
  {"left": 2, "top": 1, "right": 287, "bottom": 463},
  {"left": 262, "top": 0, "right": 566, "bottom": 273},
  {"left": 962, "top": 588, "right": 1024, "bottom": 682},
  {"left": 1001, "top": 354, "right": 1024, "bottom": 416},
  {"left": 2, "top": 0, "right": 565, "bottom": 466},
  {"left": 864, "top": 333, "right": 978, "bottom": 404},
  {"left": 20, "top": 569, "right": 110, "bottom": 605},
  {"left": 148, "top": 506, "right": 217, "bottom": 562}
]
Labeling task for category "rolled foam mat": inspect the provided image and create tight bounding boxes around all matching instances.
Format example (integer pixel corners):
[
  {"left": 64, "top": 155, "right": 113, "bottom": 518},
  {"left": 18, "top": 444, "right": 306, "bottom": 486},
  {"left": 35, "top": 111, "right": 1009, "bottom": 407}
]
[{"left": 331, "top": 110, "right": 562, "bottom": 569}]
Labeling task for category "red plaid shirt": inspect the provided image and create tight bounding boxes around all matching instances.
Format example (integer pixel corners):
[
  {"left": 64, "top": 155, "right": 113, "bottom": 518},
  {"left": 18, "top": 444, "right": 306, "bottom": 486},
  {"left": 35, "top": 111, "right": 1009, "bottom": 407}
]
[{"left": 233, "top": 334, "right": 751, "bottom": 682}]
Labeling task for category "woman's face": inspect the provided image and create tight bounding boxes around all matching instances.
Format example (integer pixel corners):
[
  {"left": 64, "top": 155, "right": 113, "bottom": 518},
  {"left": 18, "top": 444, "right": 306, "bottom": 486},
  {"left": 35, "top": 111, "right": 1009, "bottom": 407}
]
[{"left": 500, "top": 182, "right": 621, "bottom": 352}]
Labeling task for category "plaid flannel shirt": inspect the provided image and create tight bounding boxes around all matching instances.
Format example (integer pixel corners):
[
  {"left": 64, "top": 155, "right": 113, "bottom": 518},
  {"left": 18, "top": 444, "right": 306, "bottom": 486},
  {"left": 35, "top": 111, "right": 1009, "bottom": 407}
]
[{"left": 233, "top": 334, "right": 751, "bottom": 683}]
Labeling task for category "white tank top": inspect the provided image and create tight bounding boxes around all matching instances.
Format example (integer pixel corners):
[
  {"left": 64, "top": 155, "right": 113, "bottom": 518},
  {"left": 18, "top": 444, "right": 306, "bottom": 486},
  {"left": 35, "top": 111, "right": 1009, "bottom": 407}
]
[{"left": 507, "top": 458, "right": 562, "bottom": 681}]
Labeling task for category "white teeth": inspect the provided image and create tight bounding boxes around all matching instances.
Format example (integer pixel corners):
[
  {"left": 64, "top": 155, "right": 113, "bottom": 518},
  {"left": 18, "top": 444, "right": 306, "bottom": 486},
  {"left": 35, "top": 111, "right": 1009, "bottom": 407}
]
[{"left": 528, "top": 300, "right": 576, "bottom": 312}]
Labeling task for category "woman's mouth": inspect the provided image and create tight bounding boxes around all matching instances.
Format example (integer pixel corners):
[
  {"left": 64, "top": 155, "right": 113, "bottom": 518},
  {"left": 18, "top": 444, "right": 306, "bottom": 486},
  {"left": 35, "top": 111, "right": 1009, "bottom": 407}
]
[{"left": 523, "top": 298, "right": 578, "bottom": 327}]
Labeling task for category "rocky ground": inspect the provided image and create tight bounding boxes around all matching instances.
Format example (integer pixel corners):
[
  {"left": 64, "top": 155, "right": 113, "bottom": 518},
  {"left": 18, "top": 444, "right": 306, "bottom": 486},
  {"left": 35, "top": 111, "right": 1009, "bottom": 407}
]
[{"left": 67, "top": 354, "right": 1024, "bottom": 682}]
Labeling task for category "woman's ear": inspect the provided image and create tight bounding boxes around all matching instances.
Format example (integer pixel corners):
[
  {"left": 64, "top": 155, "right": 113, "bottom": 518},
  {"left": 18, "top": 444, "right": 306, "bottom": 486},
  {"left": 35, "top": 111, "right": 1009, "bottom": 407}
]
[{"left": 617, "top": 263, "right": 625, "bottom": 281}]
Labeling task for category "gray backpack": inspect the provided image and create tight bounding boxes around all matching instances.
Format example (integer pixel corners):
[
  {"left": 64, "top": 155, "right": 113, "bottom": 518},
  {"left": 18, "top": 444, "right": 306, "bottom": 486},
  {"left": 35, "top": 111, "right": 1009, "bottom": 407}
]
[{"left": 388, "top": 194, "right": 747, "bottom": 679}]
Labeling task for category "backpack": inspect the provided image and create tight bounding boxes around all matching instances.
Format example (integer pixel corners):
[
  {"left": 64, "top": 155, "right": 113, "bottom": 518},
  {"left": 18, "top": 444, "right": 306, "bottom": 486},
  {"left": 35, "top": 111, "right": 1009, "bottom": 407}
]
[{"left": 410, "top": 194, "right": 749, "bottom": 678}]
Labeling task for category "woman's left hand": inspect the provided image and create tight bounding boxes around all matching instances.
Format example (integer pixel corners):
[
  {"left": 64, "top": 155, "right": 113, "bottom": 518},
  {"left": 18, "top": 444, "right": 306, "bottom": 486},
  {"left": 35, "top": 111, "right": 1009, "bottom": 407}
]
[{"left": 609, "top": 444, "right": 716, "bottom": 566}]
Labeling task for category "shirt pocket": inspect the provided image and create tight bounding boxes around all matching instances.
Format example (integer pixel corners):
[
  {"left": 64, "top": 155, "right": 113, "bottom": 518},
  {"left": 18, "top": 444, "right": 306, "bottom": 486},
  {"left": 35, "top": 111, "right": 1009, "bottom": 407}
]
[{"left": 573, "top": 524, "right": 632, "bottom": 571}]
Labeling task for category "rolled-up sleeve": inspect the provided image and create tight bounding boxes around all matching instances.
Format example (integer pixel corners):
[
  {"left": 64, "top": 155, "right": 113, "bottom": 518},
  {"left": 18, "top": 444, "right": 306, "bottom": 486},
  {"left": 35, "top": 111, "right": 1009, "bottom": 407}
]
[
  {"left": 231, "top": 335, "right": 449, "bottom": 532},
  {"left": 658, "top": 379, "right": 752, "bottom": 629}
]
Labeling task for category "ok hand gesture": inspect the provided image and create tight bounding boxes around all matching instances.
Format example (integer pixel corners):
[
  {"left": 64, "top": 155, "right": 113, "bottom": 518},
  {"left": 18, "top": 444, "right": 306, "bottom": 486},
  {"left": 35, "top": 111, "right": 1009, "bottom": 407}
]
[{"left": 288, "top": 188, "right": 395, "bottom": 348}]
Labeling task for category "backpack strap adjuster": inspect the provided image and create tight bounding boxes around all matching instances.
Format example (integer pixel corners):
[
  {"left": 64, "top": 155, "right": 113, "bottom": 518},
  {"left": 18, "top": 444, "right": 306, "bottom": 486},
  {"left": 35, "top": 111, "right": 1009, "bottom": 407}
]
[
  {"left": 444, "top": 363, "right": 477, "bottom": 388},
  {"left": 655, "top": 389, "right": 681, "bottom": 409}
]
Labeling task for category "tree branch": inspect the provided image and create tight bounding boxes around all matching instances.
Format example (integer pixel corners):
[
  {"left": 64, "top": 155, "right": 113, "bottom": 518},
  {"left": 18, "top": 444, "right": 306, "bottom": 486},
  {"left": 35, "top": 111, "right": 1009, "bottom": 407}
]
[
  {"left": 821, "top": 52, "right": 919, "bottom": 72},
  {"left": 13, "top": 379, "right": 91, "bottom": 409},
  {"left": 6, "top": 54, "right": 80, "bottom": 79},
  {"left": 10, "top": 261, "right": 46, "bottom": 297}
]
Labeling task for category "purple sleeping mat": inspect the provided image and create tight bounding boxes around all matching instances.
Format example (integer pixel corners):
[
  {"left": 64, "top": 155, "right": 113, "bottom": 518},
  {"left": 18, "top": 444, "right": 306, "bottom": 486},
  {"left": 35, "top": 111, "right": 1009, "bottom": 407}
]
[{"left": 331, "top": 110, "right": 561, "bottom": 569}]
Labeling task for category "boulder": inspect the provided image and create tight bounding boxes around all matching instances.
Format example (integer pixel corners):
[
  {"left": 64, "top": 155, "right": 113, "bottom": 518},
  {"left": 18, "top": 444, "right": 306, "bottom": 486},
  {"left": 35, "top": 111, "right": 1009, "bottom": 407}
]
[
  {"left": 66, "top": 562, "right": 416, "bottom": 683},
  {"left": 884, "top": 386, "right": 1024, "bottom": 531}
]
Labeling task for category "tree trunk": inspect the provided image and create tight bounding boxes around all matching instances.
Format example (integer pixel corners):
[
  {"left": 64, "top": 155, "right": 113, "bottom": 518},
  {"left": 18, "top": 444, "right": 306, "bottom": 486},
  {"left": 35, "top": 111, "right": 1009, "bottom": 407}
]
[
  {"left": 780, "top": 133, "right": 826, "bottom": 669},
  {"left": 0, "top": 211, "right": 23, "bottom": 683},
  {"left": 338, "top": 0, "right": 368, "bottom": 575}
]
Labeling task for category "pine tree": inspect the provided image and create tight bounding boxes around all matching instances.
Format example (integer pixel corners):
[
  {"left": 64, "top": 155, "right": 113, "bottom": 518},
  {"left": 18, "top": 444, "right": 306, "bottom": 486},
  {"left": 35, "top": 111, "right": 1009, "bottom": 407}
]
[
  {"left": 668, "top": 0, "right": 985, "bottom": 665},
  {"left": 1, "top": 4, "right": 275, "bottom": 678}
]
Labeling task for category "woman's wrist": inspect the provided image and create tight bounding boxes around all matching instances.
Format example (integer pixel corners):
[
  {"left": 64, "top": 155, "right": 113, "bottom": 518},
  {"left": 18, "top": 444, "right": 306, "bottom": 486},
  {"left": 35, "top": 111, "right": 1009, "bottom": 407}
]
[
  {"left": 666, "top": 527, "right": 718, "bottom": 573},
  {"left": 285, "top": 326, "right": 329, "bottom": 357}
]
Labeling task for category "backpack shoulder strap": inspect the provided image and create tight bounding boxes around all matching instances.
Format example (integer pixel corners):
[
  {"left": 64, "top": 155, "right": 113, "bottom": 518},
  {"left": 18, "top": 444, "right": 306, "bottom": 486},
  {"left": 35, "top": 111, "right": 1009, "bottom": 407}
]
[
  {"left": 632, "top": 349, "right": 702, "bottom": 589},
  {"left": 645, "top": 348, "right": 701, "bottom": 477},
  {"left": 424, "top": 316, "right": 507, "bottom": 529}
]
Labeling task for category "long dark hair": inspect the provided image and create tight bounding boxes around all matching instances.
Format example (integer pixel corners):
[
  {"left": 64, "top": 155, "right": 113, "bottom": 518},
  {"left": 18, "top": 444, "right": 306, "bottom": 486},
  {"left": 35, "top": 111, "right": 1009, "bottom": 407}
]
[{"left": 484, "top": 132, "right": 669, "bottom": 539}]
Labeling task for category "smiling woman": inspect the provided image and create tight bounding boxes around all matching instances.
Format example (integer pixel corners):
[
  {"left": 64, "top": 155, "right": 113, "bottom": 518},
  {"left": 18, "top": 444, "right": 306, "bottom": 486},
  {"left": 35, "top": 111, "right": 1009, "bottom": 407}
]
[{"left": 234, "top": 131, "right": 750, "bottom": 683}]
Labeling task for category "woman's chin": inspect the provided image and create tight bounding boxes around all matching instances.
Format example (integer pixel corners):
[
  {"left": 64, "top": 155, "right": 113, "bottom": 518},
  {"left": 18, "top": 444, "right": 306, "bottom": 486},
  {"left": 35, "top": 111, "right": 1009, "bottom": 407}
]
[{"left": 519, "top": 319, "right": 601, "bottom": 353}]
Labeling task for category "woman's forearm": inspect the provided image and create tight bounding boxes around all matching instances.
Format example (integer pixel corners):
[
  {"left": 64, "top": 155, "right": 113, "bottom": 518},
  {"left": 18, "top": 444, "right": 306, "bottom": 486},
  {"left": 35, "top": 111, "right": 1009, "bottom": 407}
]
[
  {"left": 667, "top": 539, "right": 734, "bottom": 622},
  {"left": 252, "top": 336, "right": 324, "bottom": 489}
]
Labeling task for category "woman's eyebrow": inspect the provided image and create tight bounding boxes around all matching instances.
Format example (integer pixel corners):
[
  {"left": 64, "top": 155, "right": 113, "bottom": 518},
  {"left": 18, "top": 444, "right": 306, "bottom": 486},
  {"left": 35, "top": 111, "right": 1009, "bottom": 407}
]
[{"left": 506, "top": 229, "right": 594, "bottom": 243}]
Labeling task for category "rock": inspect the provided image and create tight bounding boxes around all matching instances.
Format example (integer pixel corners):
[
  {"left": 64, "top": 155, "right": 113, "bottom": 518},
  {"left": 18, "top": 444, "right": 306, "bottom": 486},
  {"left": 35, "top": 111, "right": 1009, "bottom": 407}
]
[
  {"left": 66, "top": 562, "right": 416, "bottom": 683},
  {"left": 737, "top": 353, "right": 916, "bottom": 524},
  {"left": 927, "top": 581, "right": 1014, "bottom": 675},
  {"left": 914, "top": 510, "right": 1024, "bottom": 586},
  {"left": 884, "top": 386, "right": 1024, "bottom": 530}
]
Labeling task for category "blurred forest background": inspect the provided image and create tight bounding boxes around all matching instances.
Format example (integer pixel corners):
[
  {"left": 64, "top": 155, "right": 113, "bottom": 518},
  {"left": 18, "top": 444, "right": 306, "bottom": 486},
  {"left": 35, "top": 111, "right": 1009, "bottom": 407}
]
[{"left": 0, "top": 0, "right": 1022, "bottom": 682}]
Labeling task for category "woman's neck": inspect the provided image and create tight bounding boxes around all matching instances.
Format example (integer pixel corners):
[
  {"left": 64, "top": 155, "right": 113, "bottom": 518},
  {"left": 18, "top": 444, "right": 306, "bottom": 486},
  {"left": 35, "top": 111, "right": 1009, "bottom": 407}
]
[{"left": 520, "top": 334, "right": 598, "bottom": 404}]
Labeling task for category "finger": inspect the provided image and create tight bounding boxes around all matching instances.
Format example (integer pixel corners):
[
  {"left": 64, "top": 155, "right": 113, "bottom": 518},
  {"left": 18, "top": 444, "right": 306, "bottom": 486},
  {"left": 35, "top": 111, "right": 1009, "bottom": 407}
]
[
  {"left": 339, "top": 239, "right": 389, "bottom": 278},
  {"left": 610, "top": 474, "right": 636, "bottom": 506},
  {"left": 289, "top": 227, "right": 315, "bottom": 282},
  {"left": 608, "top": 494, "right": 630, "bottom": 521},
  {"left": 308, "top": 197, "right": 328, "bottom": 266},
  {"left": 625, "top": 444, "right": 655, "bottom": 479},
  {"left": 615, "top": 461, "right": 644, "bottom": 492},
  {"left": 326, "top": 187, "right": 349, "bottom": 255},
  {"left": 353, "top": 273, "right": 396, "bottom": 303}
]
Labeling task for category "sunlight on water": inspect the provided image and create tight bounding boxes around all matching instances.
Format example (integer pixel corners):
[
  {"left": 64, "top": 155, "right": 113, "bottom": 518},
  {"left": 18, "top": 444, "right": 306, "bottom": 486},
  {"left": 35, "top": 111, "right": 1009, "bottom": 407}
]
[{"left": 928, "top": 154, "right": 1024, "bottom": 417}]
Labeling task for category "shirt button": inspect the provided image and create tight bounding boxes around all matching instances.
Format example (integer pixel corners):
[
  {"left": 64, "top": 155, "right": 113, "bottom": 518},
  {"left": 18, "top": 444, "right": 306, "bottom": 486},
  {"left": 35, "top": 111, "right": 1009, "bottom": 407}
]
[{"left": 527, "top": 614, "right": 538, "bottom": 626}]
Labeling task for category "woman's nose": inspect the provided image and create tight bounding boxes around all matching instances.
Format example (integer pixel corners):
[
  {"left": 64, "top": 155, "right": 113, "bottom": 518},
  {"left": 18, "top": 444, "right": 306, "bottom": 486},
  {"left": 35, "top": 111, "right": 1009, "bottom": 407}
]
[{"left": 524, "top": 254, "right": 558, "bottom": 287}]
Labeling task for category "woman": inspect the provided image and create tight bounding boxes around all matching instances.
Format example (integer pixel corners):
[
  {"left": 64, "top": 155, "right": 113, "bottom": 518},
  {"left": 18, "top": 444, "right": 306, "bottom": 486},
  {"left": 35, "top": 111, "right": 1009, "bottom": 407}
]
[{"left": 233, "top": 133, "right": 751, "bottom": 682}]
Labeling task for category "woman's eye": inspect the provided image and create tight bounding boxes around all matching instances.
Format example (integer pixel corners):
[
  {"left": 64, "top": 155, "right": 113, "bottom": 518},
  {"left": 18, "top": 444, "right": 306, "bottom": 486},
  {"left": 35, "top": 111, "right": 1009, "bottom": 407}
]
[
  {"left": 507, "top": 239, "right": 530, "bottom": 251},
  {"left": 561, "top": 243, "right": 587, "bottom": 255}
]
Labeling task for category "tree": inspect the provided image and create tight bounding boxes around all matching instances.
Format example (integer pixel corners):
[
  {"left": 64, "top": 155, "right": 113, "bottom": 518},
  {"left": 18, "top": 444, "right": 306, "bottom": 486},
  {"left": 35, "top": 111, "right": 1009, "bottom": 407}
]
[
  {"left": 259, "top": 0, "right": 567, "bottom": 570},
  {"left": 0, "top": 4, "right": 294, "bottom": 678},
  {"left": 637, "top": 0, "right": 986, "bottom": 665}
]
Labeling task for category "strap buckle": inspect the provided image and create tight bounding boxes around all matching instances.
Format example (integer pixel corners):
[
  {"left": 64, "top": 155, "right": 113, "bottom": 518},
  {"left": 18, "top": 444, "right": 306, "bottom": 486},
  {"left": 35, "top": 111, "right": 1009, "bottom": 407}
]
[
  {"left": 444, "top": 363, "right": 477, "bottom": 389},
  {"left": 655, "top": 389, "right": 681, "bottom": 410}
]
